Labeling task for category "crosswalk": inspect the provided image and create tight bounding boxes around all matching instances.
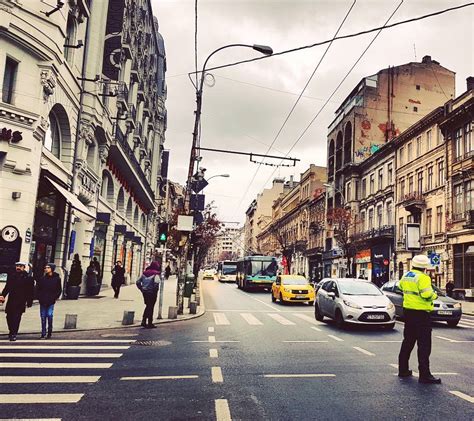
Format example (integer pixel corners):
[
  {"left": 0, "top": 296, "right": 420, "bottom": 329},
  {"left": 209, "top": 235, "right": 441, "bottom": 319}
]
[
  {"left": 457, "top": 318, "right": 474, "bottom": 329},
  {"left": 0, "top": 337, "right": 135, "bottom": 409}
]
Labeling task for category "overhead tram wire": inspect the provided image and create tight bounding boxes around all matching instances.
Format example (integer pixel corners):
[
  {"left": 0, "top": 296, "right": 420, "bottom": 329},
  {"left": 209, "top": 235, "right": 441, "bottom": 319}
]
[
  {"left": 257, "top": 0, "right": 405, "bottom": 193},
  {"left": 189, "top": 3, "right": 473, "bottom": 77},
  {"left": 233, "top": 0, "right": 357, "bottom": 214}
]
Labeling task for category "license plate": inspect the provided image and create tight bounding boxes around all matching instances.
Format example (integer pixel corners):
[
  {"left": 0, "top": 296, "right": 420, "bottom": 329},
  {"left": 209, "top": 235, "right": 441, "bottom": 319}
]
[
  {"left": 295, "top": 295, "right": 306, "bottom": 299},
  {"left": 438, "top": 310, "right": 452, "bottom": 315},
  {"left": 367, "top": 314, "right": 384, "bottom": 320}
]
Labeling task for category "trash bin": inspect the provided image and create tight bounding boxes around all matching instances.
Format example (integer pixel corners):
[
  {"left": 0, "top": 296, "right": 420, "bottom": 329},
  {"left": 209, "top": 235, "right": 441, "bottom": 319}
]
[{"left": 184, "top": 274, "right": 195, "bottom": 298}]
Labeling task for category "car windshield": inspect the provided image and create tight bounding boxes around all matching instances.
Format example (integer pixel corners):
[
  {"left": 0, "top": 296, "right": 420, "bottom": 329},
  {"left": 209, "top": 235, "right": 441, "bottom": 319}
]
[
  {"left": 282, "top": 277, "right": 307, "bottom": 285},
  {"left": 338, "top": 281, "right": 382, "bottom": 296},
  {"left": 222, "top": 265, "right": 237, "bottom": 275},
  {"left": 432, "top": 284, "right": 445, "bottom": 297},
  {"left": 250, "top": 260, "right": 277, "bottom": 277}
]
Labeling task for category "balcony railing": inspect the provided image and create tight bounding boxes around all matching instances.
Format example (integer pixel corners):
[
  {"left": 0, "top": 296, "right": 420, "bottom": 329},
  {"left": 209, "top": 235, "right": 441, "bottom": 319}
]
[
  {"left": 351, "top": 225, "right": 395, "bottom": 242},
  {"left": 400, "top": 192, "right": 425, "bottom": 214},
  {"left": 127, "top": 104, "right": 136, "bottom": 122},
  {"left": 117, "top": 82, "right": 129, "bottom": 108},
  {"left": 113, "top": 123, "right": 125, "bottom": 143},
  {"left": 134, "top": 121, "right": 143, "bottom": 142}
]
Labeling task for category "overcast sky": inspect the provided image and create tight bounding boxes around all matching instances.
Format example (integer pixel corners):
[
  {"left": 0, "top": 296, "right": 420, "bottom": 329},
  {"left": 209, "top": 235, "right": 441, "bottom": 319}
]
[{"left": 151, "top": 0, "right": 473, "bottom": 225}]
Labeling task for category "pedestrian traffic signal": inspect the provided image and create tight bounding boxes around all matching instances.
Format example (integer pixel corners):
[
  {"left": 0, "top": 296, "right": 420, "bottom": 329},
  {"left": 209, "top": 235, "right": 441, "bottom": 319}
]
[{"left": 158, "top": 223, "right": 168, "bottom": 244}]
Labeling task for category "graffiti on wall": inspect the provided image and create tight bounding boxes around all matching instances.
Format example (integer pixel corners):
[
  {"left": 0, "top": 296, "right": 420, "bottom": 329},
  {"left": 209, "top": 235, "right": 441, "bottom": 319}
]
[{"left": 355, "top": 143, "right": 381, "bottom": 159}]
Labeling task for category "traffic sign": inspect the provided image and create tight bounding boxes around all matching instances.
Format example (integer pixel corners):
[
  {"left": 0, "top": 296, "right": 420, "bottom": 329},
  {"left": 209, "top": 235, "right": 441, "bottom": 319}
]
[{"left": 430, "top": 253, "right": 440, "bottom": 266}]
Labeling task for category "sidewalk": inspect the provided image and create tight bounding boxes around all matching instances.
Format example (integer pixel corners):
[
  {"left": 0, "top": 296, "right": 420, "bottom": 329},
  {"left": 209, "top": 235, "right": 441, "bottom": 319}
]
[
  {"left": 0, "top": 275, "right": 203, "bottom": 336},
  {"left": 461, "top": 300, "right": 474, "bottom": 316}
]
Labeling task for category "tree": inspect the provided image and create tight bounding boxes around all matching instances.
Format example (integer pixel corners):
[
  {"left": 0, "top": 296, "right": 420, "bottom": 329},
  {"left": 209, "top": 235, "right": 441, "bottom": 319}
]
[
  {"left": 191, "top": 211, "right": 222, "bottom": 277},
  {"left": 273, "top": 223, "right": 294, "bottom": 274}
]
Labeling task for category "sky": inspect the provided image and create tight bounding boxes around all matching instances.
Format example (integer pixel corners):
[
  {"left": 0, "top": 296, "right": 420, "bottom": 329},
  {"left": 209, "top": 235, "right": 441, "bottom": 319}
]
[{"left": 151, "top": 0, "right": 473, "bottom": 225}]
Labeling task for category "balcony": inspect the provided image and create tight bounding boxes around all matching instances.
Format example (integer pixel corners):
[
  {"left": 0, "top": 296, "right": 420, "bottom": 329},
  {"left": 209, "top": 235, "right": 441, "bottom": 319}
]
[
  {"left": 463, "top": 209, "right": 474, "bottom": 229},
  {"left": 127, "top": 104, "right": 136, "bottom": 128},
  {"left": 117, "top": 82, "right": 129, "bottom": 110},
  {"left": 133, "top": 121, "right": 143, "bottom": 145},
  {"left": 137, "top": 81, "right": 145, "bottom": 102},
  {"left": 131, "top": 62, "right": 139, "bottom": 82},
  {"left": 351, "top": 225, "right": 395, "bottom": 243},
  {"left": 143, "top": 98, "right": 150, "bottom": 118},
  {"left": 400, "top": 192, "right": 425, "bottom": 214}
]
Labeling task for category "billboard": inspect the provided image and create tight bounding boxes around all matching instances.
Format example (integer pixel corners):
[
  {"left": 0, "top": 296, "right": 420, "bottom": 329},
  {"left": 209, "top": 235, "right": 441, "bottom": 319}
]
[{"left": 406, "top": 223, "right": 421, "bottom": 251}]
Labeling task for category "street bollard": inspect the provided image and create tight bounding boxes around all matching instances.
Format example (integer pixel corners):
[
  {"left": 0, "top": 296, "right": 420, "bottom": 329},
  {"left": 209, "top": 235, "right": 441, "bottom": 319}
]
[
  {"left": 122, "top": 311, "right": 135, "bottom": 325},
  {"left": 168, "top": 306, "right": 178, "bottom": 319},
  {"left": 64, "top": 314, "right": 77, "bottom": 329},
  {"left": 189, "top": 301, "right": 197, "bottom": 314}
]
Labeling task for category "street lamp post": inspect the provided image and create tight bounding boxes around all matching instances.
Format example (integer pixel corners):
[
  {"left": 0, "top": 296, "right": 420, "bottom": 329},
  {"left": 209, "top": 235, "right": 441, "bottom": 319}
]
[{"left": 177, "top": 43, "right": 272, "bottom": 314}]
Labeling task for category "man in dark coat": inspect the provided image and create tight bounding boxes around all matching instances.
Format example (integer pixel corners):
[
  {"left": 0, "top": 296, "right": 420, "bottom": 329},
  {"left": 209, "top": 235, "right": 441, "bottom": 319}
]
[
  {"left": 111, "top": 260, "right": 125, "bottom": 298},
  {"left": 0, "top": 262, "right": 34, "bottom": 341},
  {"left": 36, "top": 263, "right": 62, "bottom": 339}
]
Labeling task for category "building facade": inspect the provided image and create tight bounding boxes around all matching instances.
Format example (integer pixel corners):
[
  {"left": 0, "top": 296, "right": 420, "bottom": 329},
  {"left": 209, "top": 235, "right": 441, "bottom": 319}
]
[{"left": 0, "top": 0, "right": 167, "bottom": 289}]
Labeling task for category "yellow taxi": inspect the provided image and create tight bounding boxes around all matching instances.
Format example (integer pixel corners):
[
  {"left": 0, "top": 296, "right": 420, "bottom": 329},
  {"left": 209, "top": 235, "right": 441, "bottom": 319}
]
[{"left": 271, "top": 275, "right": 315, "bottom": 305}]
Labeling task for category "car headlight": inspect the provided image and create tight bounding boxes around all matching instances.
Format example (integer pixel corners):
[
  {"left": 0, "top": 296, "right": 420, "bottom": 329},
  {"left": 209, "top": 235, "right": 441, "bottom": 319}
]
[
  {"left": 387, "top": 302, "right": 394, "bottom": 310},
  {"left": 453, "top": 303, "right": 462, "bottom": 309},
  {"left": 284, "top": 288, "right": 292, "bottom": 293},
  {"left": 343, "top": 299, "right": 362, "bottom": 309}
]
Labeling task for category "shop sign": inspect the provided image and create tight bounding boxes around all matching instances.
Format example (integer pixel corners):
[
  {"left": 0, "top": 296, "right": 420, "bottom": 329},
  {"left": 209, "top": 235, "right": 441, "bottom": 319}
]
[
  {"left": 355, "top": 249, "right": 371, "bottom": 264},
  {"left": 0, "top": 127, "right": 22, "bottom": 143},
  {"left": 25, "top": 228, "right": 32, "bottom": 244}
]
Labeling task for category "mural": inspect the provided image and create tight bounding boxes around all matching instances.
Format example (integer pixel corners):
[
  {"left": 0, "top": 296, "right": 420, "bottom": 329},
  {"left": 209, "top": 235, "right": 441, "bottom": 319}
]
[{"left": 355, "top": 143, "right": 381, "bottom": 160}]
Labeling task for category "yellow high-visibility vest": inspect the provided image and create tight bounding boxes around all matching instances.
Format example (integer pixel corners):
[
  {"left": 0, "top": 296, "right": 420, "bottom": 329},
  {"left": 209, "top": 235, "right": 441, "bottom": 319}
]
[{"left": 399, "top": 269, "right": 437, "bottom": 311}]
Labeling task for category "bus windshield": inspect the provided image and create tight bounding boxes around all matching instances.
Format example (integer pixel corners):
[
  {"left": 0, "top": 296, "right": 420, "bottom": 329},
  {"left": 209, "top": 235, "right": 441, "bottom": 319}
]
[
  {"left": 250, "top": 259, "right": 277, "bottom": 277},
  {"left": 222, "top": 264, "right": 237, "bottom": 275}
]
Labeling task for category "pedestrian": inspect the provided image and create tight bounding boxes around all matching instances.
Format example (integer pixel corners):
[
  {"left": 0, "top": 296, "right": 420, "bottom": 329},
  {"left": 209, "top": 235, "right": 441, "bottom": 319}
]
[
  {"left": 165, "top": 264, "right": 171, "bottom": 280},
  {"left": 69, "top": 253, "right": 83, "bottom": 287},
  {"left": 136, "top": 261, "right": 160, "bottom": 328},
  {"left": 0, "top": 262, "right": 34, "bottom": 341},
  {"left": 111, "top": 260, "right": 125, "bottom": 298},
  {"left": 92, "top": 257, "right": 101, "bottom": 284},
  {"left": 85, "top": 261, "right": 98, "bottom": 296},
  {"left": 398, "top": 254, "right": 441, "bottom": 384},
  {"left": 445, "top": 280, "right": 454, "bottom": 298},
  {"left": 36, "top": 263, "right": 62, "bottom": 339}
]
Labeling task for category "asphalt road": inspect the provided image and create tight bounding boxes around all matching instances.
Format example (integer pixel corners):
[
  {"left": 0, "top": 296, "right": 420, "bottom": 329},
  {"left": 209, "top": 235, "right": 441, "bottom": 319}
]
[{"left": 0, "top": 279, "right": 473, "bottom": 420}]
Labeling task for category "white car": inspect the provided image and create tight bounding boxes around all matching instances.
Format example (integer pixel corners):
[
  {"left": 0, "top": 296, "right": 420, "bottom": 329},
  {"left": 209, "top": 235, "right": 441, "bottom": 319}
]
[
  {"left": 314, "top": 278, "right": 396, "bottom": 329},
  {"left": 202, "top": 269, "right": 216, "bottom": 280}
]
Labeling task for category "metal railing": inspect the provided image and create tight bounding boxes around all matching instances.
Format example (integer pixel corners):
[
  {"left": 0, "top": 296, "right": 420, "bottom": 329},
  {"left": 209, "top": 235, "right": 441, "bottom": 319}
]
[{"left": 127, "top": 103, "right": 136, "bottom": 121}]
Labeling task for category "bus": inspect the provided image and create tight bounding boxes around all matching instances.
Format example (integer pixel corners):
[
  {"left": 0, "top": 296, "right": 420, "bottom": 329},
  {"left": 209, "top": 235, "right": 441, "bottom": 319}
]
[
  {"left": 236, "top": 255, "right": 278, "bottom": 291},
  {"left": 217, "top": 261, "right": 238, "bottom": 283}
]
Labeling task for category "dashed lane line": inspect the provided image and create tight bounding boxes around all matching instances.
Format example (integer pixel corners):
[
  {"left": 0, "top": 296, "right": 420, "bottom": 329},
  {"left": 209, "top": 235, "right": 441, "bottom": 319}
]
[
  {"left": 214, "top": 313, "right": 230, "bottom": 326},
  {"left": 449, "top": 391, "right": 474, "bottom": 404},
  {"left": 0, "top": 376, "right": 100, "bottom": 384},
  {"left": 12, "top": 339, "right": 135, "bottom": 343},
  {"left": 368, "top": 340, "right": 402, "bottom": 343},
  {"left": 436, "top": 336, "right": 474, "bottom": 343},
  {"left": 310, "top": 326, "right": 322, "bottom": 332},
  {"left": 0, "top": 394, "right": 84, "bottom": 404},
  {"left": 327, "top": 335, "right": 344, "bottom": 342},
  {"left": 0, "top": 346, "right": 130, "bottom": 350},
  {"left": 283, "top": 341, "right": 328, "bottom": 343},
  {"left": 292, "top": 313, "right": 325, "bottom": 326},
  {"left": 353, "top": 347, "right": 375, "bottom": 356},
  {"left": 263, "top": 374, "right": 335, "bottom": 378},
  {"left": 208, "top": 327, "right": 215, "bottom": 333},
  {"left": 209, "top": 349, "right": 218, "bottom": 358},
  {"left": 0, "top": 353, "right": 123, "bottom": 359},
  {"left": 121, "top": 375, "right": 199, "bottom": 381},
  {"left": 240, "top": 313, "right": 263, "bottom": 325},
  {"left": 0, "top": 362, "right": 112, "bottom": 369},
  {"left": 191, "top": 340, "right": 240, "bottom": 343},
  {"left": 267, "top": 313, "right": 295, "bottom": 326},
  {"left": 215, "top": 399, "right": 232, "bottom": 421},
  {"left": 389, "top": 364, "right": 419, "bottom": 377},
  {"left": 212, "top": 367, "right": 224, "bottom": 383},
  {"left": 209, "top": 336, "right": 216, "bottom": 343}
]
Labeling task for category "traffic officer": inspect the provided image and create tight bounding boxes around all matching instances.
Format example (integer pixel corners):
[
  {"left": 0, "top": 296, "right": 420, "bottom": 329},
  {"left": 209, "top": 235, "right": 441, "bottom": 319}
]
[{"left": 398, "top": 255, "right": 441, "bottom": 384}]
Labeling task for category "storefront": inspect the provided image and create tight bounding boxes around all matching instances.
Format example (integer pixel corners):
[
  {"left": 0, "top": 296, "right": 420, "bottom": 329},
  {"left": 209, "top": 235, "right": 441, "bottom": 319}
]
[
  {"left": 307, "top": 250, "right": 323, "bottom": 283},
  {"left": 371, "top": 243, "right": 391, "bottom": 287},
  {"left": 93, "top": 213, "right": 111, "bottom": 284},
  {"left": 453, "top": 242, "right": 474, "bottom": 289},
  {"left": 355, "top": 249, "right": 371, "bottom": 281}
]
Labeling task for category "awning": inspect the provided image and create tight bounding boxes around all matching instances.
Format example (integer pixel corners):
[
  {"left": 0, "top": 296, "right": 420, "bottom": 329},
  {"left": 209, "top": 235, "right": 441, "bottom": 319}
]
[{"left": 46, "top": 177, "right": 95, "bottom": 219}]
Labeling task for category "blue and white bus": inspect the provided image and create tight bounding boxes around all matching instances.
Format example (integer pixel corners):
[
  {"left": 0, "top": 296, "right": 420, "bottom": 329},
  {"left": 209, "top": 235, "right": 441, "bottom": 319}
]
[
  {"left": 217, "top": 261, "right": 238, "bottom": 282},
  {"left": 236, "top": 255, "right": 278, "bottom": 291}
]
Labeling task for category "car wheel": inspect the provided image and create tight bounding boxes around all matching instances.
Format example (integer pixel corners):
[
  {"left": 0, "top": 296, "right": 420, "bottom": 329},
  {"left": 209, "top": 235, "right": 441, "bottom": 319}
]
[
  {"left": 314, "top": 304, "right": 324, "bottom": 321},
  {"left": 335, "top": 310, "right": 345, "bottom": 329},
  {"left": 447, "top": 320, "right": 460, "bottom": 327},
  {"left": 384, "top": 323, "right": 395, "bottom": 330},
  {"left": 279, "top": 293, "right": 286, "bottom": 305},
  {"left": 271, "top": 293, "right": 276, "bottom": 302}
]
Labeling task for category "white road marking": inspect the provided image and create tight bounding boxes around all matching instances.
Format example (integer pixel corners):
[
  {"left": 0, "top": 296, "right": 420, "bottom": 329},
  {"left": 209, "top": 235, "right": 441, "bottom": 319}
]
[
  {"left": 353, "top": 346, "right": 375, "bottom": 356},
  {"left": 460, "top": 319, "right": 474, "bottom": 325},
  {"left": 389, "top": 363, "right": 419, "bottom": 377},
  {"left": 0, "top": 376, "right": 100, "bottom": 383},
  {"left": 191, "top": 340, "right": 240, "bottom": 344},
  {"left": 209, "top": 349, "right": 218, "bottom": 358},
  {"left": 449, "top": 391, "right": 474, "bottom": 403},
  {"left": 250, "top": 297, "right": 281, "bottom": 312},
  {"left": 215, "top": 399, "right": 232, "bottom": 421},
  {"left": 431, "top": 372, "right": 459, "bottom": 375},
  {"left": 209, "top": 336, "right": 216, "bottom": 343},
  {"left": 214, "top": 313, "right": 230, "bottom": 325},
  {"left": 208, "top": 327, "right": 215, "bottom": 333},
  {"left": 13, "top": 339, "right": 135, "bottom": 343},
  {"left": 263, "top": 374, "right": 335, "bottom": 378},
  {"left": 121, "top": 375, "right": 199, "bottom": 381},
  {"left": 435, "top": 336, "right": 474, "bottom": 343},
  {"left": 240, "top": 313, "right": 263, "bottom": 325},
  {"left": 368, "top": 340, "right": 402, "bottom": 343},
  {"left": 207, "top": 309, "right": 313, "bottom": 313},
  {"left": 310, "top": 326, "right": 322, "bottom": 332},
  {"left": 0, "top": 353, "right": 122, "bottom": 359},
  {"left": 0, "top": 362, "right": 112, "bottom": 369},
  {"left": 327, "top": 335, "right": 344, "bottom": 342},
  {"left": 0, "top": 394, "right": 84, "bottom": 404},
  {"left": 212, "top": 366, "right": 224, "bottom": 383},
  {"left": 267, "top": 313, "right": 295, "bottom": 325},
  {"left": 101, "top": 333, "right": 138, "bottom": 337},
  {"left": 0, "top": 346, "right": 129, "bottom": 350},
  {"left": 283, "top": 341, "right": 328, "bottom": 343},
  {"left": 457, "top": 323, "right": 474, "bottom": 329},
  {"left": 292, "top": 313, "right": 324, "bottom": 326}
]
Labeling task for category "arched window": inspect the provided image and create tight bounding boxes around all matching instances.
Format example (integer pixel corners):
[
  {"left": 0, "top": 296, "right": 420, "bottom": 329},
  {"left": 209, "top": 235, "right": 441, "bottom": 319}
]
[
  {"left": 344, "top": 122, "right": 352, "bottom": 164},
  {"left": 126, "top": 198, "right": 133, "bottom": 220},
  {"left": 141, "top": 214, "right": 146, "bottom": 232},
  {"left": 336, "top": 131, "right": 343, "bottom": 170},
  {"left": 64, "top": 14, "right": 77, "bottom": 64},
  {"left": 100, "top": 171, "right": 114, "bottom": 202},
  {"left": 328, "top": 139, "right": 335, "bottom": 181},
  {"left": 44, "top": 110, "right": 61, "bottom": 158},
  {"left": 116, "top": 188, "right": 125, "bottom": 213},
  {"left": 133, "top": 207, "right": 139, "bottom": 227}
]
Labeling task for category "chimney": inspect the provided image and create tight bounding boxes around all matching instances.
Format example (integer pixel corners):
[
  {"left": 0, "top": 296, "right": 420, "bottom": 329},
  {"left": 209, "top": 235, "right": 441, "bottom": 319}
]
[
  {"left": 467, "top": 77, "right": 474, "bottom": 91},
  {"left": 422, "top": 55, "right": 432, "bottom": 64}
]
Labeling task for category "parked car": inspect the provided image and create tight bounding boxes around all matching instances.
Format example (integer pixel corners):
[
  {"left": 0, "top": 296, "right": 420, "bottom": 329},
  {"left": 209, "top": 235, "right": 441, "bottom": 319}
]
[
  {"left": 271, "top": 275, "right": 315, "bottom": 305},
  {"left": 314, "top": 278, "right": 396, "bottom": 329},
  {"left": 381, "top": 281, "right": 462, "bottom": 327},
  {"left": 202, "top": 269, "right": 216, "bottom": 280}
]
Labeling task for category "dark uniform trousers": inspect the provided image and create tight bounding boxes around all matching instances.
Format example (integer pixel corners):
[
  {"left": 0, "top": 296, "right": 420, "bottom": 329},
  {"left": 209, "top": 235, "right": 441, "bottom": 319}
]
[
  {"left": 142, "top": 291, "right": 158, "bottom": 326},
  {"left": 398, "top": 308, "right": 432, "bottom": 377},
  {"left": 6, "top": 312, "right": 23, "bottom": 336}
]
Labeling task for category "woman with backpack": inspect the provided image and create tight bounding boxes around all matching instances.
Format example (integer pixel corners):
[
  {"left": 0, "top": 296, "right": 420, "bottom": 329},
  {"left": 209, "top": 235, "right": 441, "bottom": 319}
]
[{"left": 136, "top": 261, "right": 160, "bottom": 328}]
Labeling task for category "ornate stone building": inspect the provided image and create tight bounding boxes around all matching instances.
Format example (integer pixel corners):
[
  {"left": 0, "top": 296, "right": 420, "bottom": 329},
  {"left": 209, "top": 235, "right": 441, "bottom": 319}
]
[{"left": 0, "top": 0, "right": 167, "bottom": 289}]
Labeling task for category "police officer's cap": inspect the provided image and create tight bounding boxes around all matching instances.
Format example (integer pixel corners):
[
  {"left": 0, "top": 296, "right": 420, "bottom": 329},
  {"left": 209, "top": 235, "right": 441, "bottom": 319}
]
[{"left": 412, "top": 255, "right": 431, "bottom": 269}]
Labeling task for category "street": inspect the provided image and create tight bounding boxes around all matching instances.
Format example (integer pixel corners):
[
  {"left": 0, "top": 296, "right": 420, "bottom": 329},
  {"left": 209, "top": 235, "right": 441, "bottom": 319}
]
[{"left": 1, "top": 279, "right": 473, "bottom": 420}]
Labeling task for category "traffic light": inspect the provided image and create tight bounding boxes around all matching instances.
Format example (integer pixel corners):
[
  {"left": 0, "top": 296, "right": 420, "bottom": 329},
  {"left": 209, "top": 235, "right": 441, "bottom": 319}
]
[{"left": 158, "top": 222, "right": 168, "bottom": 244}]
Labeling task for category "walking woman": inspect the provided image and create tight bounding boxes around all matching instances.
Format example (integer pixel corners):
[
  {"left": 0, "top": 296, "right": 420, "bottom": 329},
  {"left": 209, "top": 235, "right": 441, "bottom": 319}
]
[
  {"left": 136, "top": 261, "right": 160, "bottom": 328},
  {"left": 36, "top": 263, "right": 62, "bottom": 339},
  {"left": 111, "top": 261, "right": 125, "bottom": 298}
]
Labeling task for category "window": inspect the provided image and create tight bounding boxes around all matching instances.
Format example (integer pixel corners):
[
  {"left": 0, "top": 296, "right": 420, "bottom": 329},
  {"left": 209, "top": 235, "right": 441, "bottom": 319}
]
[
  {"left": 400, "top": 178, "right": 405, "bottom": 199},
  {"left": 407, "top": 214, "right": 413, "bottom": 223},
  {"left": 368, "top": 208, "right": 374, "bottom": 230},
  {"left": 2, "top": 57, "right": 18, "bottom": 104},
  {"left": 376, "top": 205, "right": 383, "bottom": 228},
  {"left": 369, "top": 174, "right": 375, "bottom": 194},
  {"left": 426, "top": 130, "right": 432, "bottom": 151},
  {"left": 387, "top": 163, "right": 393, "bottom": 184},
  {"left": 346, "top": 182, "right": 352, "bottom": 202},
  {"left": 417, "top": 171, "right": 423, "bottom": 193},
  {"left": 399, "top": 147, "right": 404, "bottom": 166},
  {"left": 43, "top": 111, "right": 61, "bottom": 158},
  {"left": 436, "top": 206, "right": 443, "bottom": 233},
  {"left": 437, "top": 160, "right": 445, "bottom": 186},
  {"left": 427, "top": 166, "right": 433, "bottom": 190},
  {"left": 466, "top": 180, "right": 474, "bottom": 212},
  {"left": 399, "top": 217, "right": 404, "bottom": 238},
  {"left": 454, "top": 127, "right": 463, "bottom": 160},
  {"left": 453, "top": 185, "right": 464, "bottom": 218},
  {"left": 407, "top": 142, "right": 412, "bottom": 160},
  {"left": 378, "top": 168, "right": 383, "bottom": 190},
  {"left": 362, "top": 178, "right": 367, "bottom": 198},
  {"left": 64, "top": 14, "right": 77, "bottom": 64},
  {"left": 416, "top": 84, "right": 420, "bottom": 90},
  {"left": 386, "top": 202, "right": 393, "bottom": 226},
  {"left": 408, "top": 175, "right": 414, "bottom": 193},
  {"left": 360, "top": 211, "right": 366, "bottom": 231},
  {"left": 355, "top": 180, "right": 360, "bottom": 200},
  {"left": 464, "top": 123, "right": 472, "bottom": 157},
  {"left": 426, "top": 209, "right": 432, "bottom": 235},
  {"left": 416, "top": 136, "right": 422, "bottom": 157},
  {"left": 413, "top": 107, "right": 418, "bottom": 112},
  {"left": 437, "top": 128, "right": 444, "bottom": 146}
]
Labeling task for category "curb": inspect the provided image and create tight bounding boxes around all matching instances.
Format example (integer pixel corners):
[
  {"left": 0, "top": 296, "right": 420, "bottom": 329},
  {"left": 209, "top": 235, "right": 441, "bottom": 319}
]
[{"left": 0, "top": 279, "right": 207, "bottom": 337}]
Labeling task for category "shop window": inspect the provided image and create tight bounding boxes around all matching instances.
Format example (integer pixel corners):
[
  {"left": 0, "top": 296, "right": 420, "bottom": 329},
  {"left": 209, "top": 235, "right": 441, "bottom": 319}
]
[
  {"left": 2, "top": 56, "right": 18, "bottom": 104},
  {"left": 44, "top": 110, "right": 61, "bottom": 158}
]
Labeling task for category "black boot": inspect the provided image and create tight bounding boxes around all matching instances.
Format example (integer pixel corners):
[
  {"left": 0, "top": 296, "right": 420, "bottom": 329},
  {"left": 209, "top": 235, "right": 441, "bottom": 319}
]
[
  {"left": 398, "top": 370, "right": 413, "bottom": 378},
  {"left": 419, "top": 375, "right": 441, "bottom": 384},
  {"left": 141, "top": 318, "right": 147, "bottom": 328}
]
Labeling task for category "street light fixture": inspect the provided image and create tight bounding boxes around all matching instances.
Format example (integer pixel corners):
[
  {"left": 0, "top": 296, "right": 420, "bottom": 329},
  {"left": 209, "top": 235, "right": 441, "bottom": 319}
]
[
  {"left": 206, "top": 174, "right": 230, "bottom": 182},
  {"left": 323, "top": 182, "right": 346, "bottom": 205}
]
